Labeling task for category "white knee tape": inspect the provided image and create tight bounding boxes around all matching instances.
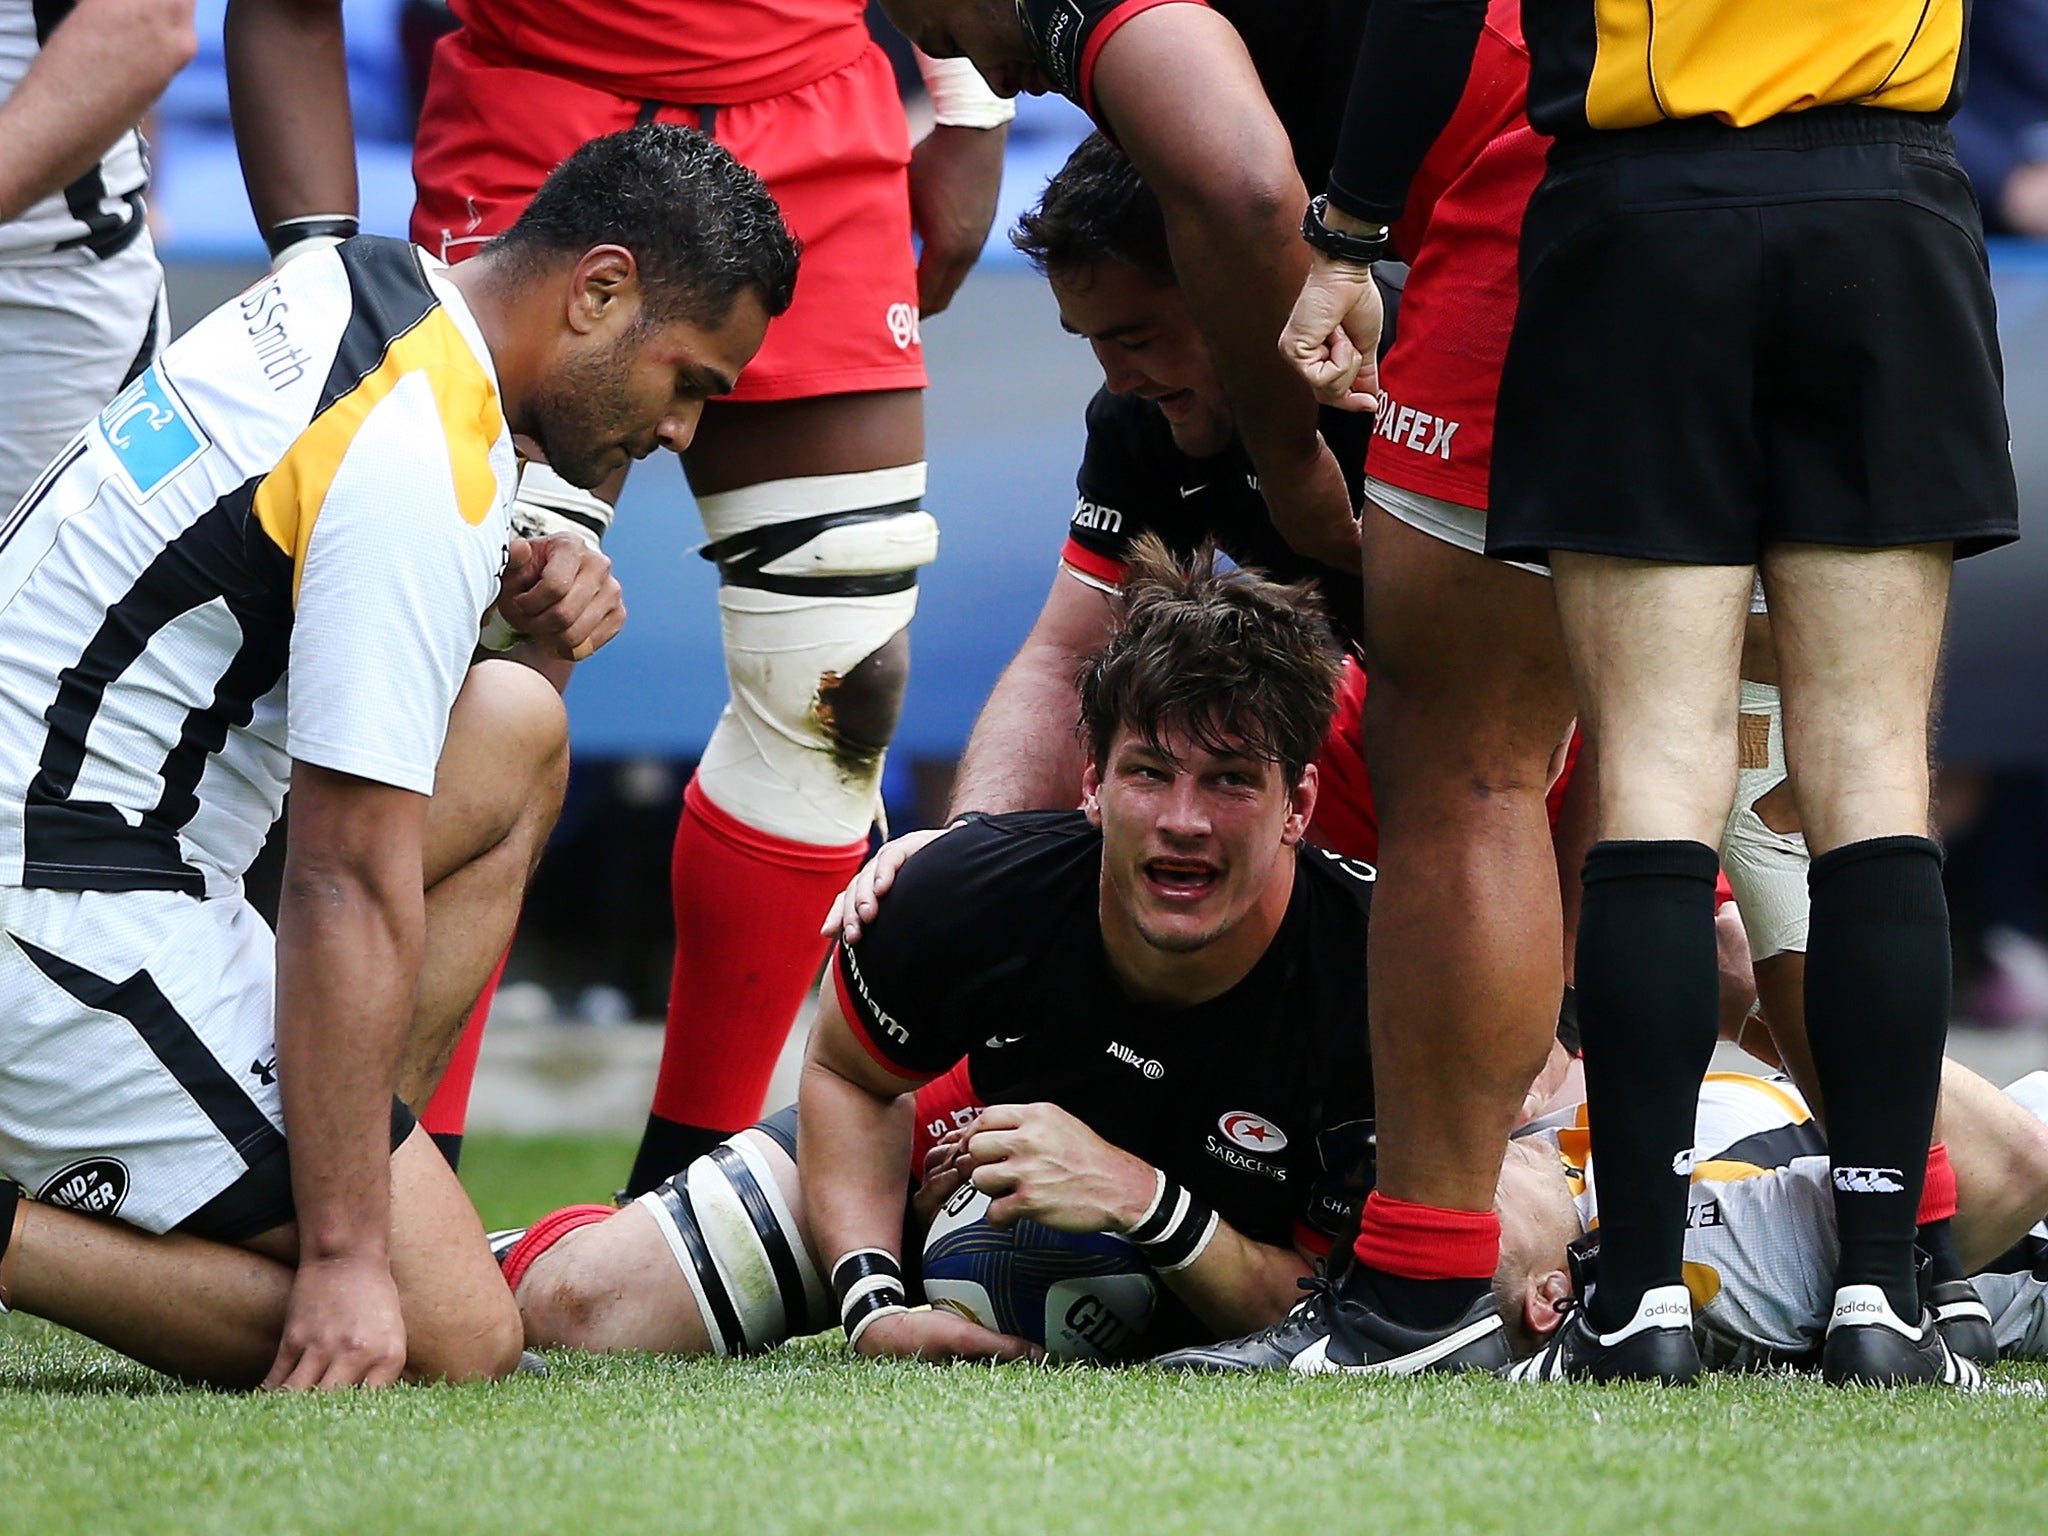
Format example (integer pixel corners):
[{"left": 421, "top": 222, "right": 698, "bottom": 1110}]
[
  {"left": 635, "top": 1133, "right": 828, "bottom": 1357},
  {"left": 695, "top": 467, "right": 938, "bottom": 845},
  {"left": 1722, "top": 679, "right": 1809, "bottom": 961},
  {"left": 514, "top": 462, "right": 614, "bottom": 550}
]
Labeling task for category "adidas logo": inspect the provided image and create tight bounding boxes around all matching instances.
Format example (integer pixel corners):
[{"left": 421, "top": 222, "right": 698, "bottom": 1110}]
[{"left": 1832, "top": 1166, "right": 1906, "bottom": 1194}]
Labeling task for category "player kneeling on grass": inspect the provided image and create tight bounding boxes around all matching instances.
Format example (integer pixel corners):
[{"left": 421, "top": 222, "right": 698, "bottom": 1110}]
[
  {"left": 0, "top": 124, "right": 797, "bottom": 1390},
  {"left": 503, "top": 538, "right": 1382, "bottom": 1360}
]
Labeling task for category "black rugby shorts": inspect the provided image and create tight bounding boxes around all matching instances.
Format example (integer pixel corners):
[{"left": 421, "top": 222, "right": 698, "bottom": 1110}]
[{"left": 1487, "top": 107, "right": 2020, "bottom": 565}]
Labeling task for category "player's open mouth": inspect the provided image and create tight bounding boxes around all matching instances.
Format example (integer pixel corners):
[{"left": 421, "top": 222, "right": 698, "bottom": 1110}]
[{"left": 1143, "top": 858, "right": 1220, "bottom": 900}]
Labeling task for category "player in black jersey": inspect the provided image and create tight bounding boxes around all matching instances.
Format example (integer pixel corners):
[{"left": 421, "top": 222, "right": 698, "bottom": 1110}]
[
  {"left": 879, "top": 0, "right": 1360, "bottom": 572},
  {"left": 494, "top": 542, "right": 1490, "bottom": 1367},
  {"left": 920, "top": 135, "right": 1375, "bottom": 852}
]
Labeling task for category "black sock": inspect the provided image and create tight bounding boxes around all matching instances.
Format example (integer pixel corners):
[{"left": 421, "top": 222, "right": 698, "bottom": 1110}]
[
  {"left": 1575, "top": 840, "right": 1724, "bottom": 1334},
  {"left": 1347, "top": 1269, "right": 1492, "bottom": 1330},
  {"left": 1919, "top": 1219, "right": 1964, "bottom": 1287},
  {"left": 429, "top": 1131, "right": 464, "bottom": 1172},
  {"left": 625, "top": 1114, "right": 730, "bottom": 1199},
  {"left": 1807, "top": 836, "right": 1950, "bottom": 1321}
]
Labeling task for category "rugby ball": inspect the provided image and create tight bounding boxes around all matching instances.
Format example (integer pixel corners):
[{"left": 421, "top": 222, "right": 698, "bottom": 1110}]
[{"left": 921, "top": 1182, "right": 1158, "bottom": 1362}]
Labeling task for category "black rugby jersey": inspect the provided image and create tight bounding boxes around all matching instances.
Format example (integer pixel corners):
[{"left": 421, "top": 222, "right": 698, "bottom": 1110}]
[
  {"left": 1061, "top": 390, "right": 1370, "bottom": 649},
  {"left": 1017, "top": 0, "right": 1365, "bottom": 188},
  {"left": 830, "top": 811, "right": 1379, "bottom": 1255}
]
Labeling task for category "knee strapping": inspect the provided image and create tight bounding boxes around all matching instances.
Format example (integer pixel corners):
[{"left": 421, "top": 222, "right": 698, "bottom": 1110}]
[
  {"left": 513, "top": 462, "right": 613, "bottom": 549},
  {"left": 1722, "top": 680, "right": 1810, "bottom": 961},
  {"left": 693, "top": 467, "right": 938, "bottom": 845},
  {"left": 634, "top": 1124, "right": 828, "bottom": 1357}
]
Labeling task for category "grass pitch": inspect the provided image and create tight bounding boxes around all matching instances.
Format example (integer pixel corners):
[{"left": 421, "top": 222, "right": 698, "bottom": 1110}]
[{"left": 7, "top": 1135, "right": 2047, "bottom": 1536}]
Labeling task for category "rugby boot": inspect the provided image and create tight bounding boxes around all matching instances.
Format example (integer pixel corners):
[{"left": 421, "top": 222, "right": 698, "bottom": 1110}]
[
  {"left": 1928, "top": 1278, "right": 1999, "bottom": 1369},
  {"left": 1150, "top": 1269, "right": 1509, "bottom": 1376},
  {"left": 1822, "top": 1284, "right": 1983, "bottom": 1388},
  {"left": 1503, "top": 1284, "right": 1701, "bottom": 1385}
]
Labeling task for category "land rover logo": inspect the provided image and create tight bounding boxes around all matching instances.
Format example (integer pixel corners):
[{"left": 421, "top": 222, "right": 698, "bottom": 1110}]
[{"left": 39, "top": 1157, "right": 129, "bottom": 1216}]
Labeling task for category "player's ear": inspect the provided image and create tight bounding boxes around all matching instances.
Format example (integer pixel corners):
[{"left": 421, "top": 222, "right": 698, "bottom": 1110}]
[
  {"left": 1281, "top": 761, "right": 1318, "bottom": 845},
  {"left": 566, "top": 245, "right": 640, "bottom": 336},
  {"left": 1081, "top": 759, "right": 1104, "bottom": 826},
  {"left": 1527, "top": 1268, "right": 1573, "bottom": 1340}
]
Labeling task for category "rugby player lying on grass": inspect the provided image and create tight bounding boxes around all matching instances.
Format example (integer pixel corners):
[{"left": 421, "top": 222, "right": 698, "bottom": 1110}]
[
  {"left": 500, "top": 540, "right": 1388, "bottom": 1361},
  {"left": 0, "top": 126, "right": 795, "bottom": 1389},
  {"left": 1486, "top": 1045, "right": 2048, "bottom": 1381}
]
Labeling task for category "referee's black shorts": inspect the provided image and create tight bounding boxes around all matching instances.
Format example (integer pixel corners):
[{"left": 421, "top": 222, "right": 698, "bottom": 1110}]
[{"left": 1487, "top": 107, "right": 2020, "bottom": 566}]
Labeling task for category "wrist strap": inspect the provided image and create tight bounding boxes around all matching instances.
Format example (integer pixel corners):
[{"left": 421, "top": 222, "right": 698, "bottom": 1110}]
[
  {"left": 832, "top": 1248, "right": 908, "bottom": 1342},
  {"left": 264, "top": 214, "right": 359, "bottom": 269},
  {"left": 1125, "top": 1170, "right": 1219, "bottom": 1274},
  {"left": 915, "top": 50, "right": 1016, "bottom": 129}
]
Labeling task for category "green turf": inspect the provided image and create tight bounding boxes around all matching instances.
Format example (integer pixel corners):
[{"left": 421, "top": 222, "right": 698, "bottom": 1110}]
[{"left": 5, "top": 1136, "right": 2046, "bottom": 1536}]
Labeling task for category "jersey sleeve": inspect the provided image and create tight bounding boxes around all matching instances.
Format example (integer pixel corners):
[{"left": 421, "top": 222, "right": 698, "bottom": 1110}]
[
  {"left": 1326, "top": 0, "right": 1490, "bottom": 225},
  {"left": 1064, "top": 390, "right": 1188, "bottom": 586},
  {"left": 829, "top": 828, "right": 1000, "bottom": 1079},
  {"left": 1016, "top": 0, "right": 1209, "bottom": 122},
  {"left": 284, "top": 367, "right": 508, "bottom": 792}
]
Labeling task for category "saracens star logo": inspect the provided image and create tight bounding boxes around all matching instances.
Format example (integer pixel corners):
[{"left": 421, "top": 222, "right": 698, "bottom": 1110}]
[{"left": 1218, "top": 1112, "right": 1288, "bottom": 1154}]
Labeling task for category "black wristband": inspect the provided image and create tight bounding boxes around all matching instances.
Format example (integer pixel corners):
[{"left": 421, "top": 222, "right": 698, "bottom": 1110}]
[
  {"left": 262, "top": 215, "right": 359, "bottom": 259},
  {"left": 831, "top": 1248, "right": 908, "bottom": 1340},
  {"left": 1301, "top": 196, "right": 1390, "bottom": 267},
  {"left": 1125, "top": 1172, "right": 1219, "bottom": 1274}
]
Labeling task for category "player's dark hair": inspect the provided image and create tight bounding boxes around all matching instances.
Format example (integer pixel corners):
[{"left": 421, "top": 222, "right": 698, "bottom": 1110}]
[
  {"left": 489, "top": 124, "right": 800, "bottom": 325},
  {"left": 1012, "top": 133, "right": 1174, "bottom": 282},
  {"left": 1078, "top": 535, "right": 1341, "bottom": 787}
]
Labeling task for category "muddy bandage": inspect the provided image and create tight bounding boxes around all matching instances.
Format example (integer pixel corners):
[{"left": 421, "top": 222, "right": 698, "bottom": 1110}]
[
  {"left": 635, "top": 1128, "right": 829, "bottom": 1357},
  {"left": 1722, "top": 679, "right": 1810, "bottom": 961},
  {"left": 695, "top": 465, "right": 938, "bottom": 845}
]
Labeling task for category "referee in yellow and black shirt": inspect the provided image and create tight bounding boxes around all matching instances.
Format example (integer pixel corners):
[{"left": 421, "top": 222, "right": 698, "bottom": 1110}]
[{"left": 1286, "top": 0, "right": 2019, "bottom": 1387}]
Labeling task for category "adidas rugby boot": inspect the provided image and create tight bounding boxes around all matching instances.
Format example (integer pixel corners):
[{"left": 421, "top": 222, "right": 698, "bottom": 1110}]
[
  {"left": 1150, "top": 1270, "right": 1508, "bottom": 1376},
  {"left": 1503, "top": 1283, "right": 1701, "bottom": 1385},
  {"left": 1822, "top": 1284, "right": 1983, "bottom": 1388},
  {"left": 1928, "top": 1278, "right": 1999, "bottom": 1369}
]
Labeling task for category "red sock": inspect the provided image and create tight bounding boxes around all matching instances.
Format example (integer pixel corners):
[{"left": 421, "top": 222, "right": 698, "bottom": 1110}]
[
  {"left": 652, "top": 776, "right": 868, "bottom": 1132},
  {"left": 419, "top": 949, "right": 507, "bottom": 1141},
  {"left": 500, "top": 1204, "right": 615, "bottom": 1291},
  {"left": 1918, "top": 1141, "right": 1958, "bottom": 1226},
  {"left": 1351, "top": 1190, "right": 1502, "bottom": 1279}
]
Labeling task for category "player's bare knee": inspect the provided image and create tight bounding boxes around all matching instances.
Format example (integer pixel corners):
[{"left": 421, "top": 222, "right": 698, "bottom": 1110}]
[
  {"left": 515, "top": 1247, "right": 620, "bottom": 1350},
  {"left": 411, "top": 1280, "right": 524, "bottom": 1382}
]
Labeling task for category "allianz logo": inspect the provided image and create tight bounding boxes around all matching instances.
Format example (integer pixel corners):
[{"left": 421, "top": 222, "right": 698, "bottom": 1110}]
[{"left": 1106, "top": 1040, "right": 1163, "bottom": 1080}]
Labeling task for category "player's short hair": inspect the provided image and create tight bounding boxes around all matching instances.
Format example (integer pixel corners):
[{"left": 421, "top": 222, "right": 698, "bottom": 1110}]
[
  {"left": 1012, "top": 133, "right": 1173, "bottom": 282},
  {"left": 490, "top": 124, "right": 800, "bottom": 326},
  {"left": 1078, "top": 535, "right": 1341, "bottom": 787}
]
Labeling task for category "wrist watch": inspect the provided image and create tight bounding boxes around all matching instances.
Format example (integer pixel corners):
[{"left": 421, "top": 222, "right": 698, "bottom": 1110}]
[{"left": 1300, "top": 195, "right": 1390, "bottom": 266}]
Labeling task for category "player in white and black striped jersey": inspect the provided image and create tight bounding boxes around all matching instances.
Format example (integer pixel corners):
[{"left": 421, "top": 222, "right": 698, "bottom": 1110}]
[
  {"left": 0, "top": 126, "right": 795, "bottom": 1391},
  {"left": 1495, "top": 1062, "right": 2048, "bottom": 1380},
  {"left": 0, "top": 0, "right": 195, "bottom": 516}
]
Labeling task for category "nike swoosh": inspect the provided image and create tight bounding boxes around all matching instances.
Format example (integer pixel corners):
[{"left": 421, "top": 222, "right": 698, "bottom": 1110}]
[
  {"left": 1178, "top": 485, "right": 1206, "bottom": 499},
  {"left": 984, "top": 1034, "right": 1026, "bottom": 1049},
  {"left": 1286, "top": 1312, "right": 1504, "bottom": 1377}
]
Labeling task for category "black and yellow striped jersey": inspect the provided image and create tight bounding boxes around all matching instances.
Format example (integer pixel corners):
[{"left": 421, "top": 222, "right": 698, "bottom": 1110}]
[
  {"left": 0, "top": 236, "right": 513, "bottom": 898},
  {"left": 1327, "top": 0, "right": 1976, "bottom": 226},
  {"left": 1523, "top": 0, "right": 1970, "bottom": 136}
]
